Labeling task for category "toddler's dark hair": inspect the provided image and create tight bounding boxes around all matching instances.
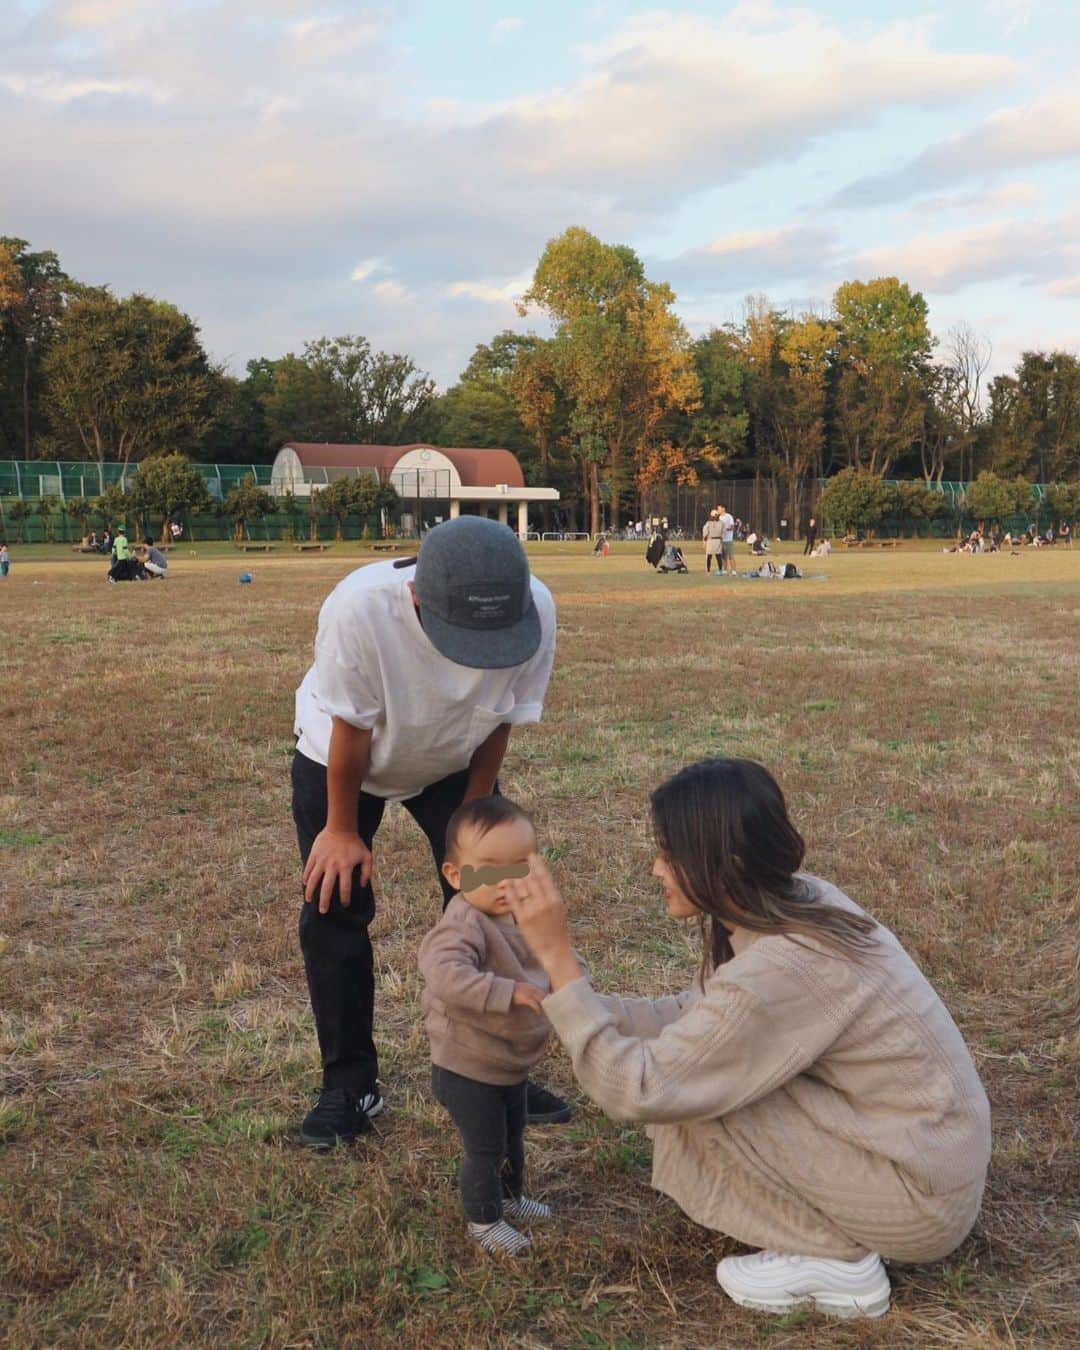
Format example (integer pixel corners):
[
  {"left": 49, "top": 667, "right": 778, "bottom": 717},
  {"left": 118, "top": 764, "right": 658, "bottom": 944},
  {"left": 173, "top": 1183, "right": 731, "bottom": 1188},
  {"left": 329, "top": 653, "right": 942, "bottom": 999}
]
[{"left": 445, "top": 795, "right": 535, "bottom": 860}]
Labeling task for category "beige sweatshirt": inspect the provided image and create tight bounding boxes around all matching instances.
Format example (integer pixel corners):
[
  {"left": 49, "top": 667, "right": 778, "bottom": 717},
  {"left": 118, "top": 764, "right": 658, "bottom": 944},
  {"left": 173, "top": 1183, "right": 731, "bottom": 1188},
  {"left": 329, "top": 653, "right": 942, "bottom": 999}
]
[
  {"left": 541, "top": 875, "right": 991, "bottom": 1214},
  {"left": 418, "top": 895, "right": 551, "bottom": 1085}
]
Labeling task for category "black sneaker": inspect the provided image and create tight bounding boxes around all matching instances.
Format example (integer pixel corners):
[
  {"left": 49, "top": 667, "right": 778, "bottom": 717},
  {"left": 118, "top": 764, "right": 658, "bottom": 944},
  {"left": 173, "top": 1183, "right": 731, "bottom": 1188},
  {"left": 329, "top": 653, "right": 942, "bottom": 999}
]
[
  {"left": 298, "top": 1087, "right": 378, "bottom": 1148},
  {"left": 526, "top": 1081, "right": 572, "bottom": 1125}
]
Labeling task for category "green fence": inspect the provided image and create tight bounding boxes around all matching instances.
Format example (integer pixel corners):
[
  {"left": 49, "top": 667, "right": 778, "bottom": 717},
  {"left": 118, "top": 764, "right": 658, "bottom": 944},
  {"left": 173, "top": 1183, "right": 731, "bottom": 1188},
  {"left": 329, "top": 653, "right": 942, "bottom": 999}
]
[{"left": 0, "top": 460, "right": 273, "bottom": 502}]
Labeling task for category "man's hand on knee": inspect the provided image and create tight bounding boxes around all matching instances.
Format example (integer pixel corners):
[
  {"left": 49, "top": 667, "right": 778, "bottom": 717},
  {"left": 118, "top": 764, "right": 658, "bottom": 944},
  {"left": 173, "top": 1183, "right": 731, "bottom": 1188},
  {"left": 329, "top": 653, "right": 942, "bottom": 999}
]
[{"left": 303, "top": 829, "right": 373, "bottom": 913}]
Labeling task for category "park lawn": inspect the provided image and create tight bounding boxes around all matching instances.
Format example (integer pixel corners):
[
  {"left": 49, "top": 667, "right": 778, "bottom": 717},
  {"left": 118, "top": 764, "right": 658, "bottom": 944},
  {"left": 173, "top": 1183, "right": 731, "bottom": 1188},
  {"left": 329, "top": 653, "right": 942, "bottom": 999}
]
[{"left": 0, "top": 546, "right": 1077, "bottom": 1348}]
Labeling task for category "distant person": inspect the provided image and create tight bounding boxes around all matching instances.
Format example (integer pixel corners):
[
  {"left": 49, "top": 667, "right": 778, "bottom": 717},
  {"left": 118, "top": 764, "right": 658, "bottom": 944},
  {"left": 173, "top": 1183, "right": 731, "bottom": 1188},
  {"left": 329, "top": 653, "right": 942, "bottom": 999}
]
[
  {"left": 1060, "top": 522, "right": 1072, "bottom": 548},
  {"left": 717, "top": 503, "right": 736, "bottom": 575},
  {"left": 169, "top": 520, "right": 184, "bottom": 541},
  {"left": 87, "top": 530, "right": 99, "bottom": 551},
  {"left": 702, "top": 510, "right": 724, "bottom": 574},
  {"left": 107, "top": 524, "right": 135, "bottom": 583},
  {"left": 803, "top": 518, "right": 818, "bottom": 556},
  {"left": 0, "top": 543, "right": 9, "bottom": 578},
  {"left": 101, "top": 528, "right": 112, "bottom": 556},
  {"left": 142, "top": 537, "right": 169, "bottom": 579},
  {"left": 645, "top": 529, "right": 665, "bottom": 569}
]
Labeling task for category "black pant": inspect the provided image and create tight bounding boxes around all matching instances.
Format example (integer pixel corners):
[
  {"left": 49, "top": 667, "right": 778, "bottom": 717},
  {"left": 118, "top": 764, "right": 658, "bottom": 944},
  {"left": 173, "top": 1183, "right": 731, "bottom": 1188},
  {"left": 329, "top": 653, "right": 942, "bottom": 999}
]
[
  {"left": 803, "top": 535, "right": 816, "bottom": 556},
  {"left": 432, "top": 1066, "right": 526, "bottom": 1223},
  {"left": 706, "top": 553, "right": 716, "bottom": 572},
  {"left": 292, "top": 749, "right": 493, "bottom": 1095}
]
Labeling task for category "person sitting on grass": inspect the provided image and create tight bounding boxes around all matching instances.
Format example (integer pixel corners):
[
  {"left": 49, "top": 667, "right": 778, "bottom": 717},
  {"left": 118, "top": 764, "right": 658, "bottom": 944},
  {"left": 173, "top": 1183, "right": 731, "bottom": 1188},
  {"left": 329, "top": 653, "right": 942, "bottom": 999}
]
[
  {"left": 419, "top": 796, "right": 557, "bottom": 1258},
  {"left": 503, "top": 759, "right": 991, "bottom": 1321}
]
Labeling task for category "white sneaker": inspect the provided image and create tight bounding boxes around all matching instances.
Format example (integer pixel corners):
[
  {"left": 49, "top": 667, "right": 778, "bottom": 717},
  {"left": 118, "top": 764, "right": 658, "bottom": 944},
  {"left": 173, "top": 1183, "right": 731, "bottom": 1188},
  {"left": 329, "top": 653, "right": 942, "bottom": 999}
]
[{"left": 716, "top": 1251, "right": 890, "bottom": 1319}]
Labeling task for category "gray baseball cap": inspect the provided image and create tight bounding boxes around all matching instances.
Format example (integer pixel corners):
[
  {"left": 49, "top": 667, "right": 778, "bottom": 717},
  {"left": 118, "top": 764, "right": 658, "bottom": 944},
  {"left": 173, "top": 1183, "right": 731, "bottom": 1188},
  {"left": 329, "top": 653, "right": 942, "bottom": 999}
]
[{"left": 411, "top": 516, "right": 540, "bottom": 669}]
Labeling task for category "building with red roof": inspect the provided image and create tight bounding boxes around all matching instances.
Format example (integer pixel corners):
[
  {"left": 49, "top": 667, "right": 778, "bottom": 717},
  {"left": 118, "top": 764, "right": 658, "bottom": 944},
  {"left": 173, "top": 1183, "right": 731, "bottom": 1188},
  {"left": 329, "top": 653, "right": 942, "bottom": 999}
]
[{"left": 270, "top": 442, "right": 558, "bottom": 537}]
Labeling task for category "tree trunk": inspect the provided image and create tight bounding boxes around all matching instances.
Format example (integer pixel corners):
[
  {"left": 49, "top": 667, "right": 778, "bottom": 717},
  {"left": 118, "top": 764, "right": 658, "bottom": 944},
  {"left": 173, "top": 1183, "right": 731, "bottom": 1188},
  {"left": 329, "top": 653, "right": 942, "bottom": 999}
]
[
  {"left": 22, "top": 345, "right": 31, "bottom": 456},
  {"left": 589, "top": 461, "right": 601, "bottom": 537}
]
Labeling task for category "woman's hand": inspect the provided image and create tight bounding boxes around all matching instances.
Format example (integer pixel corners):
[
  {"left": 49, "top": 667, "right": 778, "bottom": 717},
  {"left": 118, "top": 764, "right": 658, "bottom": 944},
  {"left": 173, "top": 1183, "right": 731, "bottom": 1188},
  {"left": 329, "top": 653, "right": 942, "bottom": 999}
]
[{"left": 505, "top": 853, "right": 584, "bottom": 992}]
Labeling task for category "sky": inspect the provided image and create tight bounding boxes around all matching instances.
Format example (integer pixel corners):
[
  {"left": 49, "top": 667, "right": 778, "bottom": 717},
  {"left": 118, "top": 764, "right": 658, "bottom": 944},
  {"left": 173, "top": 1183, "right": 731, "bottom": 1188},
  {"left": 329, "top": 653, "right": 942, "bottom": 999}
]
[{"left": 3, "top": 0, "right": 1079, "bottom": 388}]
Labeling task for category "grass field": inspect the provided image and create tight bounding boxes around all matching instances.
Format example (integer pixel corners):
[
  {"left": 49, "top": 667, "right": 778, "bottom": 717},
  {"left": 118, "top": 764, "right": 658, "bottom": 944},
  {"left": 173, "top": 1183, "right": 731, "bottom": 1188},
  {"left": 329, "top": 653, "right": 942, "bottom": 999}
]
[{"left": 1, "top": 542, "right": 1078, "bottom": 1348}]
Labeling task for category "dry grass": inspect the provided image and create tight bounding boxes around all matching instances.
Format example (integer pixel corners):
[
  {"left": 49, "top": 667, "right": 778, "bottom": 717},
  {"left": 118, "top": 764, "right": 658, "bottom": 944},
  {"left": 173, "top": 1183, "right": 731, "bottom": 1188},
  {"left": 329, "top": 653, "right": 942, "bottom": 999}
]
[{"left": 1, "top": 543, "right": 1078, "bottom": 1348}]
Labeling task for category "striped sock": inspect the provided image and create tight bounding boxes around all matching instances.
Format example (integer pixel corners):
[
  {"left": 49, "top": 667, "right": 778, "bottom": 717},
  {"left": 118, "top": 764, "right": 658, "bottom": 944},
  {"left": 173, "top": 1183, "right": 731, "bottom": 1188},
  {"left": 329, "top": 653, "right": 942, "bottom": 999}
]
[
  {"left": 467, "top": 1219, "right": 530, "bottom": 1256},
  {"left": 502, "top": 1194, "right": 552, "bottom": 1222}
]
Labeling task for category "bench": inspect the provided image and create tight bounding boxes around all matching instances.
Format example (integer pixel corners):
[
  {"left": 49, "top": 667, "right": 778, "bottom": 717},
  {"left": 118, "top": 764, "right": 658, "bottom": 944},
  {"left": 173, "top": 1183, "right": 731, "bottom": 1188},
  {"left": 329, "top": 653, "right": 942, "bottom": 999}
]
[
  {"left": 72, "top": 543, "right": 100, "bottom": 553},
  {"left": 294, "top": 543, "right": 329, "bottom": 552},
  {"left": 372, "top": 543, "right": 398, "bottom": 552},
  {"left": 879, "top": 540, "right": 902, "bottom": 548},
  {"left": 236, "top": 542, "right": 273, "bottom": 552}
]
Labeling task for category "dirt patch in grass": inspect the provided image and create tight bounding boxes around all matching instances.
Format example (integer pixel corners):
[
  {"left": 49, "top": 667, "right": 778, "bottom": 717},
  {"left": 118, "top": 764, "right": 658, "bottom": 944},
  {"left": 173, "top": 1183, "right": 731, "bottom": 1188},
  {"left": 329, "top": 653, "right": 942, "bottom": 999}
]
[{"left": 1, "top": 548, "right": 1078, "bottom": 1347}]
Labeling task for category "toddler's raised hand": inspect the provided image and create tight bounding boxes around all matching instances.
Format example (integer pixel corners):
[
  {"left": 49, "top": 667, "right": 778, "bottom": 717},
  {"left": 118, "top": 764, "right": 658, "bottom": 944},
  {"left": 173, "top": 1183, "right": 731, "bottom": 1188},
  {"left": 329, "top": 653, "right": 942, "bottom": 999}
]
[{"left": 511, "top": 981, "right": 545, "bottom": 1014}]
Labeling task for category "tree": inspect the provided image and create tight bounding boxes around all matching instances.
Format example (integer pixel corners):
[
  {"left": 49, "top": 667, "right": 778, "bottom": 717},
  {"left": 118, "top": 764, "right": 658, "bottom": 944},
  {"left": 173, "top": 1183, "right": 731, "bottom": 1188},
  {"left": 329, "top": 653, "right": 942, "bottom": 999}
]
[
  {"left": 7, "top": 499, "right": 30, "bottom": 543},
  {"left": 200, "top": 370, "right": 273, "bottom": 463},
  {"left": 0, "top": 238, "right": 74, "bottom": 456},
  {"left": 964, "top": 472, "right": 1035, "bottom": 525},
  {"left": 222, "top": 475, "right": 276, "bottom": 542},
  {"left": 774, "top": 317, "right": 833, "bottom": 529},
  {"left": 44, "top": 292, "right": 216, "bottom": 466},
  {"left": 519, "top": 227, "right": 700, "bottom": 534},
  {"left": 816, "top": 466, "right": 897, "bottom": 534},
  {"left": 893, "top": 480, "right": 947, "bottom": 535},
  {"left": 1041, "top": 481, "right": 1079, "bottom": 525},
  {"left": 35, "top": 494, "right": 57, "bottom": 542},
  {"left": 129, "top": 453, "right": 213, "bottom": 541},
  {"left": 986, "top": 352, "right": 1080, "bottom": 482},
  {"left": 832, "top": 277, "right": 932, "bottom": 476},
  {"left": 65, "top": 496, "right": 95, "bottom": 539}
]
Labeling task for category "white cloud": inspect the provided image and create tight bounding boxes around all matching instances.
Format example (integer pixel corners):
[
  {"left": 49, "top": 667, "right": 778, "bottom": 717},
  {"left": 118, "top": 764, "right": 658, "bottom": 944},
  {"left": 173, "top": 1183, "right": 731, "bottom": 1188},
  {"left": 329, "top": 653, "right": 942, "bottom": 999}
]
[
  {"left": 1047, "top": 276, "right": 1080, "bottom": 298},
  {"left": 913, "top": 181, "right": 1041, "bottom": 216},
  {"left": 988, "top": 0, "right": 1039, "bottom": 33},
  {"left": 661, "top": 225, "right": 839, "bottom": 296},
  {"left": 350, "top": 258, "right": 386, "bottom": 282},
  {"left": 853, "top": 213, "right": 1080, "bottom": 294},
  {"left": 373, "top": 279, "right": 409, "bottom": 303},
  {"left": 834, "top": 91, "right": 1080, "bottom": 207},
  {"left": 446, "top": 276, "right": 529, "bottom": 305},
  {"left": 491, "top": 17, "right": 524, "bottom": 39},
  {"left": 0, "top": 2, "right": 1038, "bottom": 382}
]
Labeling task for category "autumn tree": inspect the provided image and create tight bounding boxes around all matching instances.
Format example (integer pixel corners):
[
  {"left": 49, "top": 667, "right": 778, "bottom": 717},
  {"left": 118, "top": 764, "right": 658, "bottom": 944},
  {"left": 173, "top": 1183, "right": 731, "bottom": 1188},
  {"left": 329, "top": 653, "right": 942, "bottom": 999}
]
[
  {"left": 519, "top": 227, "right": 699, "bottom": 534},
  {"left": 44, "top": 292, "right": 216, "bottom": 467},
  {"left": 774, "top": 316, "right": 833, "bottom": 529},
  {"left": 832, "top": 277, "right": 932, "bottom": 476}
]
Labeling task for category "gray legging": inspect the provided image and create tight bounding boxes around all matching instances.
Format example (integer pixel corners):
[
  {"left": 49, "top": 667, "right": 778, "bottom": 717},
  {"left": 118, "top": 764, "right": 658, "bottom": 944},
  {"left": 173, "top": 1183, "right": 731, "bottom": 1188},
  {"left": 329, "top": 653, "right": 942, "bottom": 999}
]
[{"left": 432, "top": 1066, "right": 526, "bottom": 1223}]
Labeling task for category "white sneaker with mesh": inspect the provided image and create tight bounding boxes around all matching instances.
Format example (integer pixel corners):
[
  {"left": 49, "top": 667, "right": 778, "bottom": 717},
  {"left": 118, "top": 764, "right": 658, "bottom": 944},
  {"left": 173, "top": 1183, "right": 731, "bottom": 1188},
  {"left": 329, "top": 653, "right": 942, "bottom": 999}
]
[
  {"left": 467, "top": 1219, "right": 530, "bottom": 1256},
  {"left": 502, "top": 1195, "right": 552, "bottom": 1222},
  {"left": 716, "top": 1251, "right": 891, "bottom": 1319}
]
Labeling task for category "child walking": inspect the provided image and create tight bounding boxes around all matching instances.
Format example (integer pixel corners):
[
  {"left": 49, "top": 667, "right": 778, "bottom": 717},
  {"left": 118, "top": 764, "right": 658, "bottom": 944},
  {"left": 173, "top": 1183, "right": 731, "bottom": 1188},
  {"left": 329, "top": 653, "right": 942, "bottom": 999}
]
[{"left": 418, "top": 796, "right": 557, "bottom": 1256}]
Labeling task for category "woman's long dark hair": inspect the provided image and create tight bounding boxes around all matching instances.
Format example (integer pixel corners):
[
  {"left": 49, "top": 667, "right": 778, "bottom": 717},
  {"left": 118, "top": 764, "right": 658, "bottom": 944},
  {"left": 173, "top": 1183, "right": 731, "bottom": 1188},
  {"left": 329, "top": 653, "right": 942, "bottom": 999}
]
[{"left": 650, "top": 758, "right": 877, "bottom": 978}]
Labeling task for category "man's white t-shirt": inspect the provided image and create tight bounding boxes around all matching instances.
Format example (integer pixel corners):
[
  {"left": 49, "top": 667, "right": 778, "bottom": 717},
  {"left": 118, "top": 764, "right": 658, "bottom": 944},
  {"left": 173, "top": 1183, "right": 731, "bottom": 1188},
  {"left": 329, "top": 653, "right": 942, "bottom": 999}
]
[
  {"left": 719, "top": 512, "right": 735, "bottom": 543},
  {"left": 293, "top": 560, "right": 557, "bottom": 801}
]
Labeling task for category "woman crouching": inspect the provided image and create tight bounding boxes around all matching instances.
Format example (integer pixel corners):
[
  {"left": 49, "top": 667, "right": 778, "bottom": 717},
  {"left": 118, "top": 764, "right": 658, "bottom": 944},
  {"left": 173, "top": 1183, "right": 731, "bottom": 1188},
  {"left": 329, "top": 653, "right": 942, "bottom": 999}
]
[{"left": 505, "top": 759, "right": 991, "bottom": 1320}]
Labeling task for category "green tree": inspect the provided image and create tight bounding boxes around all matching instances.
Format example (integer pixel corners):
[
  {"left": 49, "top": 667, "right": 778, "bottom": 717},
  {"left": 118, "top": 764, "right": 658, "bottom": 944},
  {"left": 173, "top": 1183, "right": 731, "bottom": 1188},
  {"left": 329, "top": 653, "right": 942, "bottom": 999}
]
[
  {"left": 7, "top": 499, "right": 30, "bottom": 543},
  {"left": 832, "top": 277, "right": 932, "bottom": 476},
  {"left": 520, "top": 227, "right": 700, "bottom": 534},
  {"left": 964, "top": 472, "right": 1035, "bottom": 525},
  {"left": 678, "top": 327, "right": 749, "bottom": 474},
  {"left": 893, "top": 481, "right": 948, "bottom": 536},
  {"left": 96, "top": 482, "right": 136, "bottom": 534},
  {"left": 1041, "top": 481, "right": 1079, "bottom": 525},
  {"left": 44, "top": 292, "right": 216, "bottom": 467},
  {"left": 0, "top": 238, "right": 74, "bottom": 456},
  {"left": 200, "top": 370, "right": 273, "bottom": 463},
  {"left": 222, "top": 475, "right": 276, "bottom": 542},
  {"left": 986, "top": 352, "right": 1080, "bottom": 482},
  {"left": 129, "top": 453, "right": 213, "bottom": 541},
  {"left": 817, "top": 467, "right": 897, "bottom": 535},
  {"left": 65, "top": 496, "right": 95, "bottom": 540}
]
